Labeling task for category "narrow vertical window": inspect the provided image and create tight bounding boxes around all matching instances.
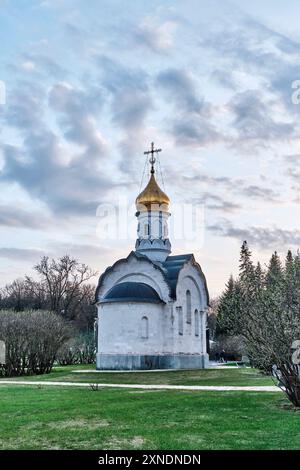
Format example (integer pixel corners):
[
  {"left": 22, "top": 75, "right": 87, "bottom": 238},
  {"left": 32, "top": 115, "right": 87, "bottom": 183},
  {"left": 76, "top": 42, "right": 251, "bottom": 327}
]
[
  {"left": 200, "top": 311, "right": 204, "bottom": 353},
  {"left": 186, "top": 290, "right": 191, "bottom": 324},
  {"left": 194, "top": 310, "right": 199, "bottom": 336},
  {"left": 144, "top": 223, "right": 150, "bottom": 237},
  {"left": 152, "top": 218, "right": 160, "bottom": 239},
  {"left": 141, "top": 316, "right": 149, "bottom": 339},
  {"left": 177, "top": 307, "right": 183, "bottom": 335}
]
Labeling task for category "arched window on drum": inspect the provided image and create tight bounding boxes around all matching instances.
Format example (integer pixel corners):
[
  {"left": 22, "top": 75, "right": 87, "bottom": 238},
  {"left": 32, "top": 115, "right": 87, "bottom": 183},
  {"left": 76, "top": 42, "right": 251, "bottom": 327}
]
[{"left": 144, "top": 223, "right": 150, "bottom": 237}]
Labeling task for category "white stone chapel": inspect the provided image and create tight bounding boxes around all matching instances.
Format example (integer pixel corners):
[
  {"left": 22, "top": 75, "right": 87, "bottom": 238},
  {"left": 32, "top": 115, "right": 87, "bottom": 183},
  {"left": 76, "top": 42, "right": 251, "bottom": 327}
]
[{"left": 95, "top": 143, "right": 209, "bottom": 370}]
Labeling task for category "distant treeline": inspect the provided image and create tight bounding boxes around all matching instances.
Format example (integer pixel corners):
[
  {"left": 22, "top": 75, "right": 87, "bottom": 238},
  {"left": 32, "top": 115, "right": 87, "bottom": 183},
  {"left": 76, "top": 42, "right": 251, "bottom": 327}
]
[{"left": 0, "top": 255, "right": 97, "bottom": 331}]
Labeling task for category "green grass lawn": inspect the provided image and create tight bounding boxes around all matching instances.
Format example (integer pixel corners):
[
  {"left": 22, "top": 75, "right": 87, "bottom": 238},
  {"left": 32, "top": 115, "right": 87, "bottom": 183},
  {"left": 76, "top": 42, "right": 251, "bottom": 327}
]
[
  {"left": 2, "top": 364, "right": 274, "bottom": 387},
  {"left": 0, "top": 385, "right": 299, "bottom": 450}
]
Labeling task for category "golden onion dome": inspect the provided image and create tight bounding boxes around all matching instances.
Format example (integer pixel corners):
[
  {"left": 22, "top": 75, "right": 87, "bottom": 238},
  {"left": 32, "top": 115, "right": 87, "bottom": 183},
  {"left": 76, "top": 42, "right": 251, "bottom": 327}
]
[{"left": 136, "top": 173, "right": 170, "bottom": 212}]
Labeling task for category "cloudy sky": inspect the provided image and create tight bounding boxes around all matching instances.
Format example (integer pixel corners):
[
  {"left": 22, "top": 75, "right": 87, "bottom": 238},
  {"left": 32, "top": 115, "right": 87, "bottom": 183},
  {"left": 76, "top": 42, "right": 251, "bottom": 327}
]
[{"left": 1, "top": 0, "right": 300, "bottom": 296}]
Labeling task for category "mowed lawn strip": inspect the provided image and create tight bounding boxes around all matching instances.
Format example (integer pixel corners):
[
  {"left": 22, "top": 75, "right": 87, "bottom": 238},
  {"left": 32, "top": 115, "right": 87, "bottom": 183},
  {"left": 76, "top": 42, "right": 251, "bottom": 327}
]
[
  {"left": 0, "top": 386, "right": 299, "bottom": 450},
  {"left": 0, "top": 365, "right": 274, "bottom": 387}
]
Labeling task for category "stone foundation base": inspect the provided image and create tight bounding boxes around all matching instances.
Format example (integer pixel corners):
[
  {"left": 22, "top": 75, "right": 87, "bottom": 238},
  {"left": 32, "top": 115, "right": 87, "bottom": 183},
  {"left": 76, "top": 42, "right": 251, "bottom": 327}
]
[{"left": 96, "top": 353, "right": 208, "bottom": 370}]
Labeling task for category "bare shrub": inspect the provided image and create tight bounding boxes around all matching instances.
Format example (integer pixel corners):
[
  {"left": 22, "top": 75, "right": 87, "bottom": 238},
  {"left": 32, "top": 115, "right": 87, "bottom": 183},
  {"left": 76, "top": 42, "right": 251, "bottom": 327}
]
[
  {"left": 56, "top": 331, "right": 96, "bottom": 365},
  {"left": 89, "top": 384, "right": 102, "bottom": 391},
  {"left": 211, "top": 335, "right": 245, "bottom": 361},
  {"left": 0, "top": 310, "right": 71, "bottom": 376}
]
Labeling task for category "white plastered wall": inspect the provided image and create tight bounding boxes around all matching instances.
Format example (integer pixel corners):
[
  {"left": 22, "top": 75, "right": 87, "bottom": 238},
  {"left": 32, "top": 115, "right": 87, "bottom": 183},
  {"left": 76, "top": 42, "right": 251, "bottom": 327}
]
[
  {"left": 96, "top": 254, "right": 208, "bottom": 358},
  {"left": 171, "top": 262, "right": 208, "bottom": 355}
]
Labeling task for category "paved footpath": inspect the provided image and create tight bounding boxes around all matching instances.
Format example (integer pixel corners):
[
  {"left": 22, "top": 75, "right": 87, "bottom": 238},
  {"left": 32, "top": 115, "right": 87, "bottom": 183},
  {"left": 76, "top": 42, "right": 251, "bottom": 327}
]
[{"left": 0, "top": 380, "right": 280, "bottom": 392}]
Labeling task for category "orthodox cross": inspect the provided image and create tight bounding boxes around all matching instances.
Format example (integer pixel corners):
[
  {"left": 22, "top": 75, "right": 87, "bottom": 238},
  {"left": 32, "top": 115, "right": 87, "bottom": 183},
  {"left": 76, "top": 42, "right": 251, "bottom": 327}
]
[{"left": 144, "top": 142, "right": 162, "bottom": 174}]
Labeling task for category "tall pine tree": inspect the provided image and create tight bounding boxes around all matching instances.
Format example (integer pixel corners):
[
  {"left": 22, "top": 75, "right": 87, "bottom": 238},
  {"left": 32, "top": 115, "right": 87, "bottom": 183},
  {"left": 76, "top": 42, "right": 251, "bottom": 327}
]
[
  {"left": 266, "top": 251, "right": 283, "bottom": 290},
  {"left": 216, "top": 275, "right": 243, "bottom": 336},
  {"left": 239, "top": 241, "right": 256, "bottom": 295}
]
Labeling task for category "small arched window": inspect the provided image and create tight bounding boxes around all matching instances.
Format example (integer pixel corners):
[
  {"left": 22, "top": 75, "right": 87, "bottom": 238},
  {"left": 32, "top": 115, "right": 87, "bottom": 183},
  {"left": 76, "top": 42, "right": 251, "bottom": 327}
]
[
  {"left": 186, "top": 290, "right": 191, "bottom": 324},
  {"left": 200, "top": 310, "right": 204, "bottom": 345},
  {"left": 141, "top": 316, "right": 149, "bottom": 339},
  {"left": 152, "top": 218, "right": 160, "bottom": 239},
  {"left": 177, "top": 307, "right": 183, "bottom": 335},
  {"left": 194, "top": 310, "right": 199, "bottom": 336},
  {"left": 144, "top": 223, "right": 150, "bottom": 237}
]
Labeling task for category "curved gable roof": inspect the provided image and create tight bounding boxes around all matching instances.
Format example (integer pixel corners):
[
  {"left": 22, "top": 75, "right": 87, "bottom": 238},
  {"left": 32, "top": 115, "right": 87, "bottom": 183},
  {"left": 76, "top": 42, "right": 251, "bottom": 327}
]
[
  {"left": 94, "top": 251, "right": 171, "bottom": 303},
  {"left": 162, "top": 254, "right": 209, "bottom": 304},
  {"left": 95, "top": 251, "right": 209, "bottom": 305},
  {"left": 162, "top": 254, "right": 193, "bottom": 298}
]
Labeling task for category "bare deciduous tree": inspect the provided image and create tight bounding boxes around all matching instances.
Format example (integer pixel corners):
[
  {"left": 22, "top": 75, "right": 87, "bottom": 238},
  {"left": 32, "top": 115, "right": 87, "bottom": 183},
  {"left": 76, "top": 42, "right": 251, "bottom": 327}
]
[
  {"left": 0, "top": 255, "right": 97, "bottom": 329},
  {"left": 1, "top": 279, "right": 28, "bottom": 311},
  {"left": 34, "top": 255, "right": 97, "bottom": 319}
]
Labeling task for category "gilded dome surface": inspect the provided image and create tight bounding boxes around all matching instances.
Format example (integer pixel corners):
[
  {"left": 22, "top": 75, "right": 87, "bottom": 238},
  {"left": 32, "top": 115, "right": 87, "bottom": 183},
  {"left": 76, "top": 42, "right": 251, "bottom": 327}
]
[{"left": 136, "top": 173, "right": 170, "bottom": 211}]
